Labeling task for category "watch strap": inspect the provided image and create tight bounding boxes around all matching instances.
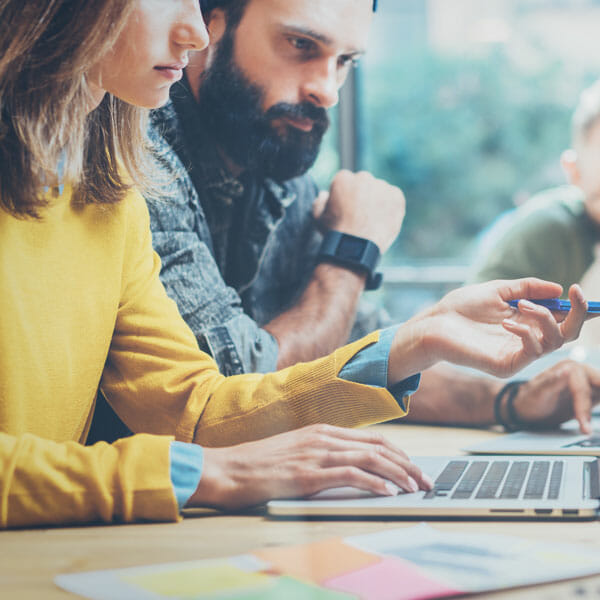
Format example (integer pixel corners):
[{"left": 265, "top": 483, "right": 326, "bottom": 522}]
[{"left": 317, "top": 231, "right": 383, "bottom": 291}]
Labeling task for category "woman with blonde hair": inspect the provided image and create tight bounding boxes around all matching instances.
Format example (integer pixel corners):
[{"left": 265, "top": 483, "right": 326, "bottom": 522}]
[{"left": 0, "top": 0, "right": 588, "bottom": 529}]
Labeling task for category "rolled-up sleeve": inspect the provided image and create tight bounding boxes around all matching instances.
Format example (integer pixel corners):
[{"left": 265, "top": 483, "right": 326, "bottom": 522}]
[
  {"left": 339, "top": 326, "right": 420, "bottom": 412},
  {"left": 170, "top": 441, "right": 204, "bottom": 510}
]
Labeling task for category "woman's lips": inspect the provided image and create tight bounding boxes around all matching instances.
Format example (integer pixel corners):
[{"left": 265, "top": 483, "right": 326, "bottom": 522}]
[{"left": 154, "top": 62, "right": 187, "bottom": 82}]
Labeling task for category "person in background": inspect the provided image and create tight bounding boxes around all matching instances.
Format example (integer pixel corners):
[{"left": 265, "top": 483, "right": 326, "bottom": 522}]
[
  {"left": 471, "top": 79, "right": 600, "bottom": 295},
  {"left": 0, "top": 0, "right": 585, "bottom": 529},
  {"left": 470, "top": 79, "right": 600, "bottom": 353},
  {"left": 411, "top": 79, "right": 600, "bottom": 434},
  {"left": 93, "top": 0, "right": 600, "bottom": 445}
]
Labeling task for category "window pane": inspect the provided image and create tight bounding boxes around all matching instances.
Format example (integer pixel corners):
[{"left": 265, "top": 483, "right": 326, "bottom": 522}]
[
  {"left": 310, "top": 108, "right": 340, "bottom": 189},
  {"left": 363, "top": 0, "right": 600, "bottom": 266}
]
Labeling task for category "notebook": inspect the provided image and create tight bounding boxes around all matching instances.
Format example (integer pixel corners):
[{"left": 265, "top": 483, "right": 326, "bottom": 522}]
[
  {"left": 465, "top": 417, "right": 600, "bottom": 456},
  {"left": 267, "top": 455, "right": 600, "bottom": 520}
]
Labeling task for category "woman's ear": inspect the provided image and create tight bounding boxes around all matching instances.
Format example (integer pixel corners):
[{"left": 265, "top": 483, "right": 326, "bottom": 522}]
[{"left": 561, "top": 148, "right": 581, "bottom": 186}]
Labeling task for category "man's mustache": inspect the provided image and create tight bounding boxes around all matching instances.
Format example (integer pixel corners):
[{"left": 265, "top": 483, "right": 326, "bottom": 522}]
[{"left": 265, "top": 102, "right": 330, "bottom": 131}]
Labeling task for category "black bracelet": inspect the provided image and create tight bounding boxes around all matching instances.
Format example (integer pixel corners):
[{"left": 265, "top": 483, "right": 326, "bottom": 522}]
[{"left": 494, "top": 380, "right": 527, "bottom": 432}]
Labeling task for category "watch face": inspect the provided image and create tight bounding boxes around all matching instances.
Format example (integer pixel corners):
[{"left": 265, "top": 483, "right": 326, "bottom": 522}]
[{"left": 337, "top": 235, "right": 367, "bottom": 260}]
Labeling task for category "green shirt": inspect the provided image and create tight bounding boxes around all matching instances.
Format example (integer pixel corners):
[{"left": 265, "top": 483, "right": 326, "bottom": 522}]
[{"left": 470, "top": 186, "right": 600, "bottom": 296}]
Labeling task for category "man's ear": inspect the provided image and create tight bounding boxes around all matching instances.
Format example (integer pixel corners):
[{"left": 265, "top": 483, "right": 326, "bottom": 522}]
[
  {"left": 205, "top": 8, "right": 227, "bottom": 45},
  {"left": 561, "top": 148, "right": 581, "bottom": 186}
]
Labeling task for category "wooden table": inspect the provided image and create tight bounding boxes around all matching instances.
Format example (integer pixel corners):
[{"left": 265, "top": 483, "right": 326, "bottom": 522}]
[{"left": 3, "top": 423, "right": 600, "bottom": 599}]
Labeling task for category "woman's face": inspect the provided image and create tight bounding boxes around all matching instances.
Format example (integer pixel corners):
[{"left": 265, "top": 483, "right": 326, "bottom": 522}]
[{"left": 88, "top": 0, "right": 208, "bottom": 110}]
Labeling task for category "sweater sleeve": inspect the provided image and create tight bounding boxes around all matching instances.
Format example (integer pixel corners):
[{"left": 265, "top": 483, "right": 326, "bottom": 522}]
[
  {"left": 100, "top": 193, "right": 409, "bottom": 448},
  {"left": 0, "top": 432, "right": 179, "bottom": 529}
]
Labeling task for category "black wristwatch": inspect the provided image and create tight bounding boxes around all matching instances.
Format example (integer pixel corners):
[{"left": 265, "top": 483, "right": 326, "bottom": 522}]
[{"left": 316, "top": 230, "right": 383, "bottom": 291}]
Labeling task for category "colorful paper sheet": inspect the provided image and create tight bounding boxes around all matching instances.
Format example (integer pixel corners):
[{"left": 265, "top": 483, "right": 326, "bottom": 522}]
[
  {"left": 55, "top": 525, "right": 600, "bottom": 600},
  {"left": 345, "top": 524, "right": 600, "bottom": 593},
  {"left": 253, "top": 537, "right": 379, "bottom": 583},
  {"left": 324, "top": 557, "right": 460, "bottom": 600}
]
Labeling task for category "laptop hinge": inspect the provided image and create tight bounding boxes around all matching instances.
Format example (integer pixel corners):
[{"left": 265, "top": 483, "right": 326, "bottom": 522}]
[{"left": 588, "top": 459, "right": 600, "bottom": 499}]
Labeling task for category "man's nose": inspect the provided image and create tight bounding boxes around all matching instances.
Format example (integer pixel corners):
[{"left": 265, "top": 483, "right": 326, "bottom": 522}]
[{"left": 300, "top": 59, "right": 341, "bottom": 109}]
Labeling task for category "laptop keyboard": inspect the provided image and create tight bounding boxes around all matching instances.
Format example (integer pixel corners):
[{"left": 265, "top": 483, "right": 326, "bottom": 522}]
[{"left": 424, "top": 459, "right": 564, "bottom": 500}]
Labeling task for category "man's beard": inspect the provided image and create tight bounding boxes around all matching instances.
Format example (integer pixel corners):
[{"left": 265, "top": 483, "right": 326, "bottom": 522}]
[{"left": 195, "top": 29, "right": 330, "bottom": 181}]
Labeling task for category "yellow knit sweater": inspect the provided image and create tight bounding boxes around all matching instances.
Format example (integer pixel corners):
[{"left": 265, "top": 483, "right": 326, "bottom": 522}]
[{"left": 0, "top": 188, "right": 407, "bottom": 529}]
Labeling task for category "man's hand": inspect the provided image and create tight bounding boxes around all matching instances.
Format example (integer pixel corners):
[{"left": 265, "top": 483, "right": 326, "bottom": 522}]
[
  {"left": 265, "top": 170, "right": 402, "bottom": 368},
  {"left": 186, "top": 424, "right": 433, "bottom": 510},
  {"left": 388, "top": 279, "right": 588, "bottom": 384},
  {"left": 512, "top": 360, "right": 600, "bottom": 434},
  {"left": 314, "top": 170, "right": 405, "bottom": 253}
]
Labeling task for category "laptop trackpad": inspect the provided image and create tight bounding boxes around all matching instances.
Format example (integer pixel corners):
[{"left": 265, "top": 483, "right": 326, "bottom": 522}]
[{"left": 309, "top": 486, "right": 394, "bottom": 500}]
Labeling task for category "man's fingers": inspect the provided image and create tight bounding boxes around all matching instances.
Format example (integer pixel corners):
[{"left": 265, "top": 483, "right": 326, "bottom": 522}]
[
  {"left": 567, "top": 366, "right": 593, "bottom": 434},
  {"left": 312, "top": 190, "right": 329, "bottom": 220}
]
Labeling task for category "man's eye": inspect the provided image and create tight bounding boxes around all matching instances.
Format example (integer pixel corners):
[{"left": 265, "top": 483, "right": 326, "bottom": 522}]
[
  {"left": 289, "top": 37, "right": 315, "bottom": 52},
  {"left": 339, "top": 55, "right": 360, "bottom": 69}
]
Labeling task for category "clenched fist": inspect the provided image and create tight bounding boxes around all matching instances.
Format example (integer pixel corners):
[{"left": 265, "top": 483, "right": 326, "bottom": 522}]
[{"left": 314, "top": 170, "right": 406, "bottom": 253}]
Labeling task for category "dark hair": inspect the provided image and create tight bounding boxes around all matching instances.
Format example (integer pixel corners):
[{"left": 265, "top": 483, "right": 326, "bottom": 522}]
[
  {"left": 200, "top": 0, "right": 377, "bottom": 26},
  {"left": 200, "top": 0, "right": 249, "bottom": 28}
]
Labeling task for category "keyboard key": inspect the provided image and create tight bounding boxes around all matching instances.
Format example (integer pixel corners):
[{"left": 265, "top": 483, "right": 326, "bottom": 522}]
[
  {"left": 547, "top": 461, "right": 563, "bottom": 500},
  {"left": 499, "top": 462, "right": 529, "bottom": 499},
  {"left": 424, "top": 460, "right": 468, "bottom": 499},
  {"left": 476, "top": 461, "right": 509, "bottom": 499},
  {"left": 434, "top": 460, "right": 469, "bottom": 491},
  {"left": 587, "top": 460, "right": 600, "bottom": 499},
  {"left": 523, "top": 461, "right": 550, "bottom": 499},
  {"left": 452, "top": 461, "right": 488, "bottom": 499}
]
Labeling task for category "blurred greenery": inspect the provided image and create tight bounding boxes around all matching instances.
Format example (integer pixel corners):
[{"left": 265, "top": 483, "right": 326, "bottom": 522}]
[
  {"left": 310, "top": 108, "right": 340, "bottom": 187},
  {"left": 361, "top": 47, "right": 580, "bottom": 263},
  {"left": 308, "top": 1, "right": 600, "bottom": 320}
]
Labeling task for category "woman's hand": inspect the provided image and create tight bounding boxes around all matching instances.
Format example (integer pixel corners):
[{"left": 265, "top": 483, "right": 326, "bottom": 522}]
[
  {"left": 389, "top": 278, "right": 587, "bottom": 383},
  {"left": 186, "top": 424, "right": 433, "bottom": 510}
]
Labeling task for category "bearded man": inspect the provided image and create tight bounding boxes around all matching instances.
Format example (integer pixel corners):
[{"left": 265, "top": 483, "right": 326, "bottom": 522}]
[
  {"left": 89, "top": 0, "right": 600, "bottom": 442},
  {"left": 148, "top": 0, "right": 402, "bottom": 376}
]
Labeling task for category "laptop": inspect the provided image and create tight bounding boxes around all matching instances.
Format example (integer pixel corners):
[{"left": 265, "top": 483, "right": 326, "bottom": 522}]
[
  {"left": 465, "top": 417, "right": 600, "bottom": 457},
  {"left": 267, "top": 455, "right": 600, "bottom": 520}
]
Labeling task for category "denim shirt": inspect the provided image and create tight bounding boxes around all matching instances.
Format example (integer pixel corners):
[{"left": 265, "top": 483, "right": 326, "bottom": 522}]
[{"left": 147, "top": 79, "right": 390, "bottom": 376}]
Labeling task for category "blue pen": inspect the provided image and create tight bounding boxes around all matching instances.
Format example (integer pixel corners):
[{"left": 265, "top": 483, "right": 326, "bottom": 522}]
[{"left": 508, "top": 298, "right": 600, "bottom": 314}]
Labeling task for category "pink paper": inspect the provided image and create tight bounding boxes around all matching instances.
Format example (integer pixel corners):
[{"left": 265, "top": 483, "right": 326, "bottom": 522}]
[{"left": 323, "top": 557, "right": 462, "bottom": 600}]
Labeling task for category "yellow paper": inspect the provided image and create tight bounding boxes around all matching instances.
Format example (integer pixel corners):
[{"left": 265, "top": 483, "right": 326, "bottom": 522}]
[{"left": 122, "top": 563, "right": 270, "bottom": 597}]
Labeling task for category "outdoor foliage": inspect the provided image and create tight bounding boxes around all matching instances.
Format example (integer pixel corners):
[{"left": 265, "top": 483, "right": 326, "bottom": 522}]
[{"left": 361, "top": 47, "right": 577, "bottom": 262}]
